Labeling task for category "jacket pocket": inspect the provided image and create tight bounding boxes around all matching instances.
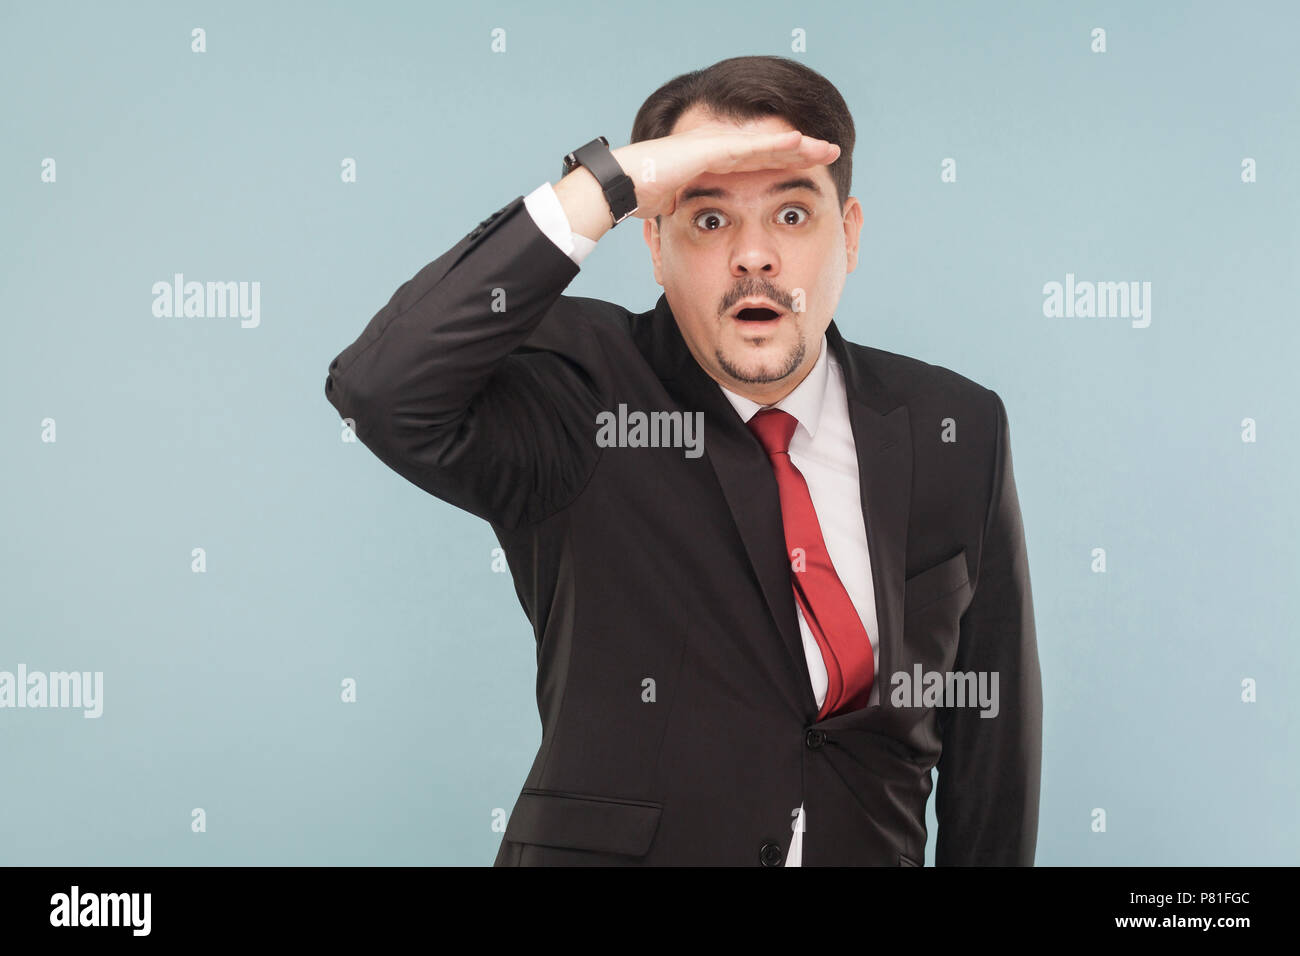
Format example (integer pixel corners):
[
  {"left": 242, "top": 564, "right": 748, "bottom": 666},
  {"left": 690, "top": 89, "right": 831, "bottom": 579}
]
[
  {"left": 903, "top": 549, "right": 969, "bottom": 614},
  {"left": 504, "top": 788, "right": 664, "bottom": 857}
]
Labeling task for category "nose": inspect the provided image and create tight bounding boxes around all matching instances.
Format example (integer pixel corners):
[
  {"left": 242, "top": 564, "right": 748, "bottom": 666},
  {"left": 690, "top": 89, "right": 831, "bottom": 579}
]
[{"left": 729, "top": 220, "right": 780, "bottom": 277}]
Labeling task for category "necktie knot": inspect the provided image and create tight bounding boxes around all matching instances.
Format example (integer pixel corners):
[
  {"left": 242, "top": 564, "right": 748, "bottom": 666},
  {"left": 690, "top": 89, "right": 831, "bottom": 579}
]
[{"left": 747, "top": 408, "right": 799, "bottom": 457}]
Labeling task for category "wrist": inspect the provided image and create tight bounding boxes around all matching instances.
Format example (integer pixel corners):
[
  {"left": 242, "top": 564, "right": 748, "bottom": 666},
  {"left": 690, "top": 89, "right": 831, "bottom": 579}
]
[{"left": 553, "top": 165, "right": 615, "bottom": 243}]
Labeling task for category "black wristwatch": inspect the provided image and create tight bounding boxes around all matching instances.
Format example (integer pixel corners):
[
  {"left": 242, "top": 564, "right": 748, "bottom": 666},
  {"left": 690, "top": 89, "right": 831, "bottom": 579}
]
[{"left": 562, "top": 136, "right": 639, "bottom": 226}]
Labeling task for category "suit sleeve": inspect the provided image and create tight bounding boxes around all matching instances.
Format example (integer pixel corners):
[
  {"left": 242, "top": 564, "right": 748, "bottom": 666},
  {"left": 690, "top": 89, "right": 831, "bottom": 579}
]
[
  {"left": 934, "top": 389, "right": 1043, "bottom": 865},
  {"left": 323, "top": 194, "right": 609, "bottom": 528}
]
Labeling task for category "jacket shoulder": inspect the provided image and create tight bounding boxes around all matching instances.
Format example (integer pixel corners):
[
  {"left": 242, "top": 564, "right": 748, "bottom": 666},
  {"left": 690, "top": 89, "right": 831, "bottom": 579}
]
[
  {"left": 844, "top": 340, "right": 1000, "bottom": 409},
  {"left": 839, "top": 340, "right": 1010, "bottom": 487}
]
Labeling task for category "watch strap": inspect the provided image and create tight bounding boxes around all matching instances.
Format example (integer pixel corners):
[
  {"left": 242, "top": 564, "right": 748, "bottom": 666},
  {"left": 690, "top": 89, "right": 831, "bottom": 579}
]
[{"left": 562, "top": 136, "right": 639, "bottom": 225}]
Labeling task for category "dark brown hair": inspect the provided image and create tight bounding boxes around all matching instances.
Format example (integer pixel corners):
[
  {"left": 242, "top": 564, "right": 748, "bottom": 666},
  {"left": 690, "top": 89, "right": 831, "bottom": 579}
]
[{"left": 629, "top": 55, "right": 855, "bottom": 226}]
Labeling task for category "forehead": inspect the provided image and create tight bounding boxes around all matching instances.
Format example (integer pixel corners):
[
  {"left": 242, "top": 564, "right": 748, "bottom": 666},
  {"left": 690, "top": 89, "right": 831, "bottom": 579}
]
[
  {"left": 668, "top": 104, "right": 833, "bottom": 204},
  {"left": 669, "top": 103, "right": 795, "bottom": 137}
]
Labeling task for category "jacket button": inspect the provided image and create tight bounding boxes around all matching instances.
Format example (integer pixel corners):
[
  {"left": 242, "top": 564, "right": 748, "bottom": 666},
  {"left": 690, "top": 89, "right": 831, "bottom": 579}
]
[
  {"left": 759, "top": 842, "right": 783, "bottom": 866},
  {"left": 805, "top": 729, "right": 826, "bottom": 749}
]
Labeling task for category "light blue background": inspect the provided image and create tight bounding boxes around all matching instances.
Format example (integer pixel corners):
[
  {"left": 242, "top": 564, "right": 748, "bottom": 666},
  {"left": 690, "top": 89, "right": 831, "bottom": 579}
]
[{"left": 2, "top": 0, "right": 1296, "bottom": 865}]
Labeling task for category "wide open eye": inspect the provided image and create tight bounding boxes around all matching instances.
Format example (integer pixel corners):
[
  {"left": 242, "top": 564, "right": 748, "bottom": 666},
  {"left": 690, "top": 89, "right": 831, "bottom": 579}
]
[
  {"left": 692, "top": 210, "right": 730, "bottom": 231},
  {"left": 777, "top": 205, "right": 810, "bottom": 226}
]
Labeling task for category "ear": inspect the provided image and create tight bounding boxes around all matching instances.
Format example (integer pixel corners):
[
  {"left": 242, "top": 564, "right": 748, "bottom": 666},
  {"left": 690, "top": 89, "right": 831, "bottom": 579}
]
[
  {"left": 643, "top": 218, "right": 665, "bottom": 286},
  {"left": 842, "top": 197, "right": 864, "bottom": 274}
]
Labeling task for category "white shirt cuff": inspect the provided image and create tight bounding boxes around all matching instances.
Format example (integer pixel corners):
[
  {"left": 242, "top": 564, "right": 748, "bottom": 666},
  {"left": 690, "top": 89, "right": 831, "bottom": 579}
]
[{"left": 523, "top": 181, "right": 598, "bottom": 266}]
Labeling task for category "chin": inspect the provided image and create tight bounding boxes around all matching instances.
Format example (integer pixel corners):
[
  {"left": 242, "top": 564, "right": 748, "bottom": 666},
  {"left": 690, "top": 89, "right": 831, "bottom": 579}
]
[{"left": 716, "top": 341, "right": 804, "bottom": 386}]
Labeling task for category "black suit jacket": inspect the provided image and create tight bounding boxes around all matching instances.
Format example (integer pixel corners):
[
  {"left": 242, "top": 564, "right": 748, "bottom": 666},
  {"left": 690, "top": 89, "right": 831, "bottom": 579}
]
[{"left": 324, "top": 192, "right": 1043, "bottom": 866}]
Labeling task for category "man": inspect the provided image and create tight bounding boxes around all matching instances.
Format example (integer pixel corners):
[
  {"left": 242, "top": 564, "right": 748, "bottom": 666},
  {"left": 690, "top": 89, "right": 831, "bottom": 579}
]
[{"left": 324, "top": 55, "right": 1042, "bottom": 866}]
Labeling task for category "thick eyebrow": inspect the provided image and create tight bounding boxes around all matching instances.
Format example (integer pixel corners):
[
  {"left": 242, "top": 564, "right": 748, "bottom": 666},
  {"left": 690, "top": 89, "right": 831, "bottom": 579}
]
[{"left": 678, "top": 176, "right": 823, "bottom": 205}]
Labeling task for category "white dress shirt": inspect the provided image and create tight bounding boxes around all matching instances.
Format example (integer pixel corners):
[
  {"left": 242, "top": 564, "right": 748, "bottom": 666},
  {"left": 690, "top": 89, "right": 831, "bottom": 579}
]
[{"left": 522, "top": 181, "right": 881, "bottom": 868}]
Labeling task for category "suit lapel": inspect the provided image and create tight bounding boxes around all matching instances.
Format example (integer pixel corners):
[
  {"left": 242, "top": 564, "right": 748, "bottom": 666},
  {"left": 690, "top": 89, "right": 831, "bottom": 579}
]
[
  {"left": 642, "top": 297, "right": 911, "bottom": 721},
  {"left": 824, "top": 321, "right": 911, "bottom": 728}
]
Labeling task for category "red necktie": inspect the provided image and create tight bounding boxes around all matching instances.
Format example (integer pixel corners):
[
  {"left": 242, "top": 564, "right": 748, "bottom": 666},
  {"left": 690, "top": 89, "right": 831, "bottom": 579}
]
[{"left": 747, "top": 408, "right": 874, "bottom": 720}]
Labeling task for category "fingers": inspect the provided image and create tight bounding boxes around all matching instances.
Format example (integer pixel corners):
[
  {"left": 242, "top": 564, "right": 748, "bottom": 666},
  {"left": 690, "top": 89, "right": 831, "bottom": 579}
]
[
  {"left": 751, "top": 131, "right": 838, "bottom": 164},
  {"left": 719, "top": 133, "right": 840, "bottom": 173},
  {"left": 788, "top": 133, "right": 839, "bottom": 163}
]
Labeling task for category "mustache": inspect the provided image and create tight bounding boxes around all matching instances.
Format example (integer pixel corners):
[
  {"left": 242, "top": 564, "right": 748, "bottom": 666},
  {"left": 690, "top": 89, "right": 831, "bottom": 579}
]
[{"left": 722, "top": 286, "right": 789, "bottom": 314}]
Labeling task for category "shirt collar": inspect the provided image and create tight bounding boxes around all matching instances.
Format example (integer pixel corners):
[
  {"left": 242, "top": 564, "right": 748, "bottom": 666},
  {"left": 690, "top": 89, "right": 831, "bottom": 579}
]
[{"left": 716, "top": 333, "right": 831, "bottom": 440}]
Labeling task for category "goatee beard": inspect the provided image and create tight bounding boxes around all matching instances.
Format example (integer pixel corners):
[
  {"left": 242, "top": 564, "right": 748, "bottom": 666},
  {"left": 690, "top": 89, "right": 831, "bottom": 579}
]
[{"left": 716, "top": 334, "right": 806, "bottom": 385}]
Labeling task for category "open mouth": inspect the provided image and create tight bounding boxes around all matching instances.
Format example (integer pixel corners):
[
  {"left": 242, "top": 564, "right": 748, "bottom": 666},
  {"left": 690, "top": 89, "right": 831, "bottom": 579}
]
[{"left": 733, "top": 307, "right": 782, "bottom": 322}]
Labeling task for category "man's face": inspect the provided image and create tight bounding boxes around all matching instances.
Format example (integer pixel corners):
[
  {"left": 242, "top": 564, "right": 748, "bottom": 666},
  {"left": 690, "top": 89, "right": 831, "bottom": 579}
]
[{"left": 644, "top": 105, "right": 863, "bottom": 403}]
